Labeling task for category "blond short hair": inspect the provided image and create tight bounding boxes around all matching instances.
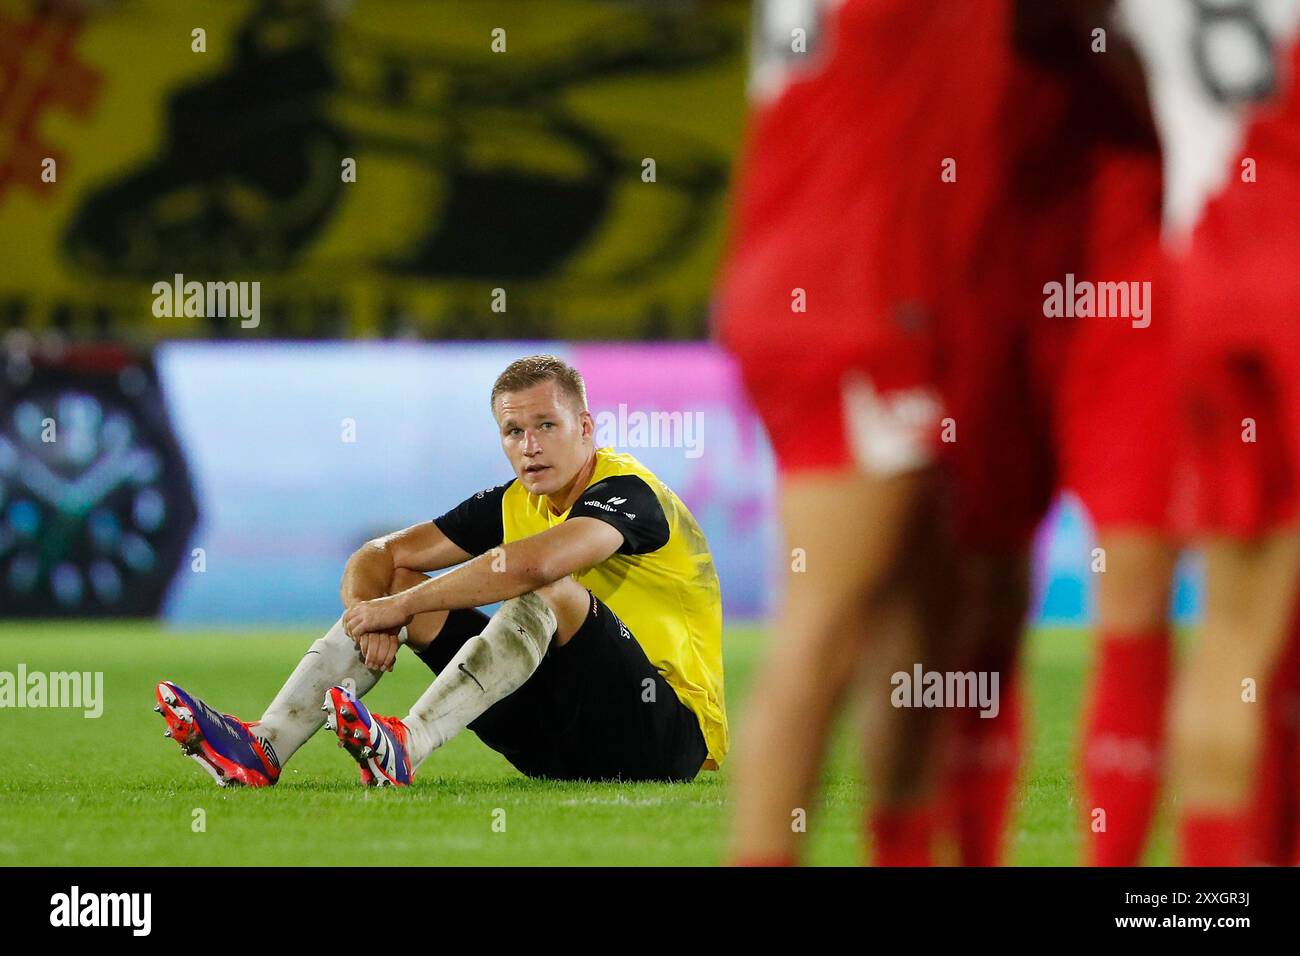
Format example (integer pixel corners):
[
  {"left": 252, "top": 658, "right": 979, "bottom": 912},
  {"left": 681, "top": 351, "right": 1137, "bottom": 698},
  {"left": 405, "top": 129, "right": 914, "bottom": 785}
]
[{"left": 490, "top": 354, "right": 588, "bottom": 417}]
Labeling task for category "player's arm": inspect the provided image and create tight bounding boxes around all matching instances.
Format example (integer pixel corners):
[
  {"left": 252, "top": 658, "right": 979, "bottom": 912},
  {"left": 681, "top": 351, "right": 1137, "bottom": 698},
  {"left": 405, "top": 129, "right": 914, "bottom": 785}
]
[
  {"left": 335, "top": 521, "right": 474, "bottom": 670},
  {"left": 339, "top": 521, "right": 473, "bottom": 609},
  {"left": 342, "top": 518, "right": 622, "bottom": 636},
  {"left": 338, "top": 477, "right": 511, "bottom": 668},
  {"left": 342, "top": 478, "right": 512, "bottom": 610}
]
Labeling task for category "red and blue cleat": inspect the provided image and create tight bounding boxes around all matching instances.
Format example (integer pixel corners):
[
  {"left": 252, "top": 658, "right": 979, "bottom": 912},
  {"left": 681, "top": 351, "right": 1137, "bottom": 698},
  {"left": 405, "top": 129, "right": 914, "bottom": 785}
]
[
  {"left": 322, "top": 685, "right": 412, "bottom": 787},
  {"left": 154, "top": 681, "right": 280, "bottom": 787}
]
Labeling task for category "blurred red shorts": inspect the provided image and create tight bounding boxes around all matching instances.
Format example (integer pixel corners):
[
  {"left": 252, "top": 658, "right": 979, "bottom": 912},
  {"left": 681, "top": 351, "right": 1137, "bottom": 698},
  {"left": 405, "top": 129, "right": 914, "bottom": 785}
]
[
  {"left": 1169, "top": 75, "right": 1300, "bottom": 539},
  {"left": 715, "top": 0, "right": 1015, "bottom": 478}
]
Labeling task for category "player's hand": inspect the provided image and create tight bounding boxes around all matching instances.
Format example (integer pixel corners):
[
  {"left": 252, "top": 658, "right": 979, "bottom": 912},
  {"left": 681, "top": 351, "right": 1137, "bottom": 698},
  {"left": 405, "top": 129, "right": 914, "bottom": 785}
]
[
  {"left": 344, "top": 595, "right": 413, "bottom": 643},
  {"left": 356, "top": 629, "right": 401, "bottom": 672}
]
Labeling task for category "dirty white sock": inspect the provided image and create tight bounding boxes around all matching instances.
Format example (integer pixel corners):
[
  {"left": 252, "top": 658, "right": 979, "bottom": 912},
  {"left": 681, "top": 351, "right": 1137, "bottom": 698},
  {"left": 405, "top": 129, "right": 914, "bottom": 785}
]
[
  {"left": 255, "top": 618, "right": 393, "bottom": 767},
  {"left": 402, "top": 593, "right": 557, "bottom": 771}
]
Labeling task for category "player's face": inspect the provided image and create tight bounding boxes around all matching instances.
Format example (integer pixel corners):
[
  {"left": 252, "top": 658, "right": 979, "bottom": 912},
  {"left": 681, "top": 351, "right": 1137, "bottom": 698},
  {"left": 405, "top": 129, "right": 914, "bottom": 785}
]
[{"left": 495, "top": 381, "right": 592, "bottom": 497}]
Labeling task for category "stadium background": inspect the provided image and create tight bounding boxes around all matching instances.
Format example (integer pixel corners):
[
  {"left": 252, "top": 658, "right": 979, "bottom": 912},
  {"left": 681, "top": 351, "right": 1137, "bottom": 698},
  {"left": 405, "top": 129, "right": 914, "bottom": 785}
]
[{"left": 0, "top": 0, "right": 1195, "bottom": 867}]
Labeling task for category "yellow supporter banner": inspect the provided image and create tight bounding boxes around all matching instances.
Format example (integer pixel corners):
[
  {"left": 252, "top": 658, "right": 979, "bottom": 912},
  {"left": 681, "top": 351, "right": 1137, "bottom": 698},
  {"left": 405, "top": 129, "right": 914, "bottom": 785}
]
[{"left": 0, "top": 0, "right": 748, "bottom": 342}]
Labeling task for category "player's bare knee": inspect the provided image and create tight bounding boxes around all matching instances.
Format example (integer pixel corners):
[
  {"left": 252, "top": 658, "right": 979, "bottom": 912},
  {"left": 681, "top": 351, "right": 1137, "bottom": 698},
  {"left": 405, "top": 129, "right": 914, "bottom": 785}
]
[
  {"left": 530, "top": 577, "right": 589, "bottom": 641},
  {"left": 1099, "top": 608, "right": 1154, "bottom": 637},
  {"left": 1173, "top": 696, "right": 1255, "bottom": 785},
  {"left": 1098, "top": 579, "right": 1171, "bottom": 633},
  {"left": 1095, "top": 539, "right": 1176, "bottom": 632},
  {"left": 531, "top": 576, "right": 581, "bottom": 611}
]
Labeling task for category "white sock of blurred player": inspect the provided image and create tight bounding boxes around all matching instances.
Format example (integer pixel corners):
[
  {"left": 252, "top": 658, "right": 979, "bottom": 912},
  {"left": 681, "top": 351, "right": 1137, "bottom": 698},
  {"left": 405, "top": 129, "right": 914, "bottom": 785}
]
[
  {"left": 254, "top": 618, "right": 390, "bottom": 766},
  {"left": 402, "top": 592, "right": 557, "bottom": 771}
]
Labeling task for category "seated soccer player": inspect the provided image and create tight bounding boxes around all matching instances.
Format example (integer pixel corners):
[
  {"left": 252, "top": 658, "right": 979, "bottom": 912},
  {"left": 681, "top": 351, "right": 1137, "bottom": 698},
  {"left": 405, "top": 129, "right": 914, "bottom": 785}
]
[{"left": 155, "top": 354, "right": 727, "bottom": 787}]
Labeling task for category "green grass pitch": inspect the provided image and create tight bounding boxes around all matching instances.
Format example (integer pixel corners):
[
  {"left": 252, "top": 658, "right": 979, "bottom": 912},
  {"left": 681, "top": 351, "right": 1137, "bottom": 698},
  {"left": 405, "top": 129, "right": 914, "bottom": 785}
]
[{"left": 0, "top": 622, "right": 1174, "bottom": 866}]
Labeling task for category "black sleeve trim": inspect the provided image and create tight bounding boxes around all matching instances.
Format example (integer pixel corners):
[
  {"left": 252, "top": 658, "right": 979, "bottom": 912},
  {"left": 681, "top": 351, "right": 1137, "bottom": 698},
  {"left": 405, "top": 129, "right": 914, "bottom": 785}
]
[
  {"left": 567, "top": 475, "right": 670, "bottom": 556},
  {"left": 432, "top": 480, "right": 513, "bottom": 556}
]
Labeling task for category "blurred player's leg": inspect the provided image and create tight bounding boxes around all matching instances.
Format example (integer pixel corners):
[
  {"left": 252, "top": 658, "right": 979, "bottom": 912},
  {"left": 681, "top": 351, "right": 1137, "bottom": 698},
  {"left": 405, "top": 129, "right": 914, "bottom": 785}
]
[
  {"left": 1168, "top": 336, "right": 1300, "bottom": 866},
  {"left": 1251, "top": 611, "right": 1300, "bottom": 864},
  {"left": 729, "top": 468, "right": 937, "bottom": 865},
  {"left": 864, "top": 644, "right": 944, "bottom": 866},
  {"left": 1173, "top": 533, "right": 1300, "bottom": 864},
  {"left": 1118, "top": 0, "right": 1300, "bottom": 867},
  {"left": 926, "top": 344, "right": 1042, "bottom": 869},
  {"left": 940, "top": 553, "right": 1029, "bottom": 867},
  {"left": 716, "top": 0, "right": 1017, "bottom": 865},
  {"left": 864, "top": 491, "right": 956, "bottom": 866},
  {"left": 934, "top": 245, "right": 1065, "bottom": 866},
  {"left": 1166, "top": 91, "right": 1300, "bottom": 865},
  {"left": 1061, "top": 249, "right": 1176, "bottom": 868},
  {"left": 1079, "top": 533, "right": 1176, "bottom": 865}
]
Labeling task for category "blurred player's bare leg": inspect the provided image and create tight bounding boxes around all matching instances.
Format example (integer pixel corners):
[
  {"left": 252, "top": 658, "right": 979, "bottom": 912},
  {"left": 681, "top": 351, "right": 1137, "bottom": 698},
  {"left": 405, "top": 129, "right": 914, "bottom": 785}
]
[
  {"left": 729, "top": 468, "right": 934, "bottom": 865},
  {"left": 1080, "top": 532, "right": 1176, "bottom": 866},
  {"left": 862, "top": 611, "right": 945, "bottom": 865},
  {"left": 864, "top": 495, "right": 957, "bottom": 865},
  {"left": 1252, "top": 607, "right": 1300, "bottom": 864},
  {"left": 941, "top": 551, "right": 1029, "bottom": 866},
  {"left": 1092, "top": 535, "right": 1175, "bottom": 631},
  {"left": 1173, "top": 532, "right": 1300, "bottom": 865}
]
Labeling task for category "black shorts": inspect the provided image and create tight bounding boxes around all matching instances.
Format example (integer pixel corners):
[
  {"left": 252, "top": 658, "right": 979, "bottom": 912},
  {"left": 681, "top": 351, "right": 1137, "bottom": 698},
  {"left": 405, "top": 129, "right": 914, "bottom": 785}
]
[{"left": 414, "top": 591, "right": 708, "bottom": 782}]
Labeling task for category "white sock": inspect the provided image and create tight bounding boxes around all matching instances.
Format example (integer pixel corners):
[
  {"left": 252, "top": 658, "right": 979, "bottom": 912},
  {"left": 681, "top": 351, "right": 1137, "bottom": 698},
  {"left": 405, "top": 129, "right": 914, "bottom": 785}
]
[
  {"left": 255, "top": 618, "right": 390, "bottom": 767},
  {"left": 402, "top": 593, "right": 557, "bottom": 771}
]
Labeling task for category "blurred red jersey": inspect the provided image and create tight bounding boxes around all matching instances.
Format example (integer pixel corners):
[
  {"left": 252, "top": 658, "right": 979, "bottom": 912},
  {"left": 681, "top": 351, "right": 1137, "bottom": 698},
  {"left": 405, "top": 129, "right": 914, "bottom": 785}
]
[{"left": 714, "top": 0, "right": 1016, "bottom": 475}]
